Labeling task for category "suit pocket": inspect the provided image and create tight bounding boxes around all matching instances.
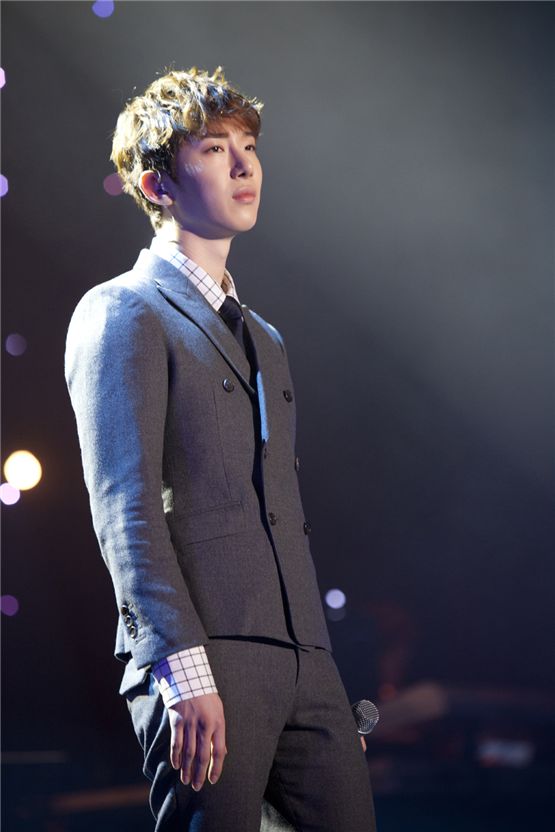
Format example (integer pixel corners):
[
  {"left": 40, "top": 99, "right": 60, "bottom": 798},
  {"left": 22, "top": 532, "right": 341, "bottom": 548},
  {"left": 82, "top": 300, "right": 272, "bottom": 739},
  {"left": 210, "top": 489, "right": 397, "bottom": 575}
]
[
  {"left": 119, "top": 659, "right": 150, "bottom": 697},
  {"left": 172, "top": 500, "right": 246, "bottom": 546}
]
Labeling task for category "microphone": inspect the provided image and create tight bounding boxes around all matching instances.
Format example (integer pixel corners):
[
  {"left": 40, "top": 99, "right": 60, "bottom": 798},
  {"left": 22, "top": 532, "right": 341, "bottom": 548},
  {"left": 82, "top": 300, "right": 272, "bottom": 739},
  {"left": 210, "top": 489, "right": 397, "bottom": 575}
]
[{"left": 352, "top": 699, "right": 380, "bottom": 735}]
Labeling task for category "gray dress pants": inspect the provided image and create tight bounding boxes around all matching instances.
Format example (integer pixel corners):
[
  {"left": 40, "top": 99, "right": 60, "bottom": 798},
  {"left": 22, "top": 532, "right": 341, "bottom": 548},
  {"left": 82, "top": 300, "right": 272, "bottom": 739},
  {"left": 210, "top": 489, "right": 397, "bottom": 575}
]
[{"left": 125, "top": 639, "right": 376, "bottom": 832}]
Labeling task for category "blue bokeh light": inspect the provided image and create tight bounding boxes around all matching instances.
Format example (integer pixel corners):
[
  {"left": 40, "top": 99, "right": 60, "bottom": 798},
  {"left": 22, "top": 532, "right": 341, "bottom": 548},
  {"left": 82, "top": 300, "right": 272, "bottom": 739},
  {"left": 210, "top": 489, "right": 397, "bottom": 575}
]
[
  {"left": 92, "top": 1, "right": 114, "bottom": 19},
  {"left": 1, "top": 595, "right": 20, "bottom": 616},
  {"left": 5, "top": 333, "right": 27, "bottom": 356}
]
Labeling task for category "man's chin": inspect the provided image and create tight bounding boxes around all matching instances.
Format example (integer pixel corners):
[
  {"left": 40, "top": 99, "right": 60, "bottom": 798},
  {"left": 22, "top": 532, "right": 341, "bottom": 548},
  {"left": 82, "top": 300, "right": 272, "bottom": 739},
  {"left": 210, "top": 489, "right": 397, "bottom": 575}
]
[{"left": 228, "top": 216, "right": 258, "bottom": 234}]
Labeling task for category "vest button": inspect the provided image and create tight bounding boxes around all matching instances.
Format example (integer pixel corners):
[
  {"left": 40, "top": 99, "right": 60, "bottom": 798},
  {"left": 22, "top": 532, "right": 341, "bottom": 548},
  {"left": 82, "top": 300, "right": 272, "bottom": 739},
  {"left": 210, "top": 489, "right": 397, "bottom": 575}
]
[
  {"left": 223, "top": 378, "right": 235, "bottom": 392},
  {"left": 283, "top": 389, "right": 293, "bottom": 402},
  {"left": 120, "top": 604, "right": 130, "bottom": 615},
  {"left": 128, "top": 625, "right": 137, "bottom": 639},
  {"left": 294, "top": 456, "right": 300, "bottom": 471},
  {"left": 303, "top": 521, "right": 312, "bottom": 535},
  {"left": 268, "top": 512, "right": 278, "bottom": 526}
]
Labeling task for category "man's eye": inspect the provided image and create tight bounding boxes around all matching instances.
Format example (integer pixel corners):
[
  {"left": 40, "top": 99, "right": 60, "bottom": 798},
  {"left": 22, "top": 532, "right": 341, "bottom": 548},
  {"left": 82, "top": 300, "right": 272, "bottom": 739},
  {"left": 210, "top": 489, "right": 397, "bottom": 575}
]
[
  {"left": 207, "top": 145, "right": 224, "bottom": 153},
  {"left": 246, "top": 144, "right": 257, "bottom": 152}
]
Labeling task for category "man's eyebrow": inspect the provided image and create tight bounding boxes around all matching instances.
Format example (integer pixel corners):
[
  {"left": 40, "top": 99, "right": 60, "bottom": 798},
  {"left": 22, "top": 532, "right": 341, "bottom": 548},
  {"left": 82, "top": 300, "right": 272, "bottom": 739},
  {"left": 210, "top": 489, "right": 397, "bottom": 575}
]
[{"left": 202, "top": 130, "right": 257, "bottom": 139}]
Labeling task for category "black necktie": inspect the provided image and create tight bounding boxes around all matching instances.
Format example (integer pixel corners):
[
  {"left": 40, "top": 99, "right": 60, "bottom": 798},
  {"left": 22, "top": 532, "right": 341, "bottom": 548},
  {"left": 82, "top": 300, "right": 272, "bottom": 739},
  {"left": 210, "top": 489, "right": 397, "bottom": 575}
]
[
  {"left": 219, "top": 295, "right": 259, "bottom": 389},
  {"left": 219, "top": 295, "right": 249, "bottom": 356}
]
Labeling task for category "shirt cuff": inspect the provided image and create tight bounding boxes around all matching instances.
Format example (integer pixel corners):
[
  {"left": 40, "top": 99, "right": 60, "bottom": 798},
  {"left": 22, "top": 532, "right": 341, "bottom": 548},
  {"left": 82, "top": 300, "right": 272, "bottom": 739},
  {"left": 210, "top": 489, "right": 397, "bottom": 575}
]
[{"left": 151, "top": 645, "right": 218, "bottom": 709}]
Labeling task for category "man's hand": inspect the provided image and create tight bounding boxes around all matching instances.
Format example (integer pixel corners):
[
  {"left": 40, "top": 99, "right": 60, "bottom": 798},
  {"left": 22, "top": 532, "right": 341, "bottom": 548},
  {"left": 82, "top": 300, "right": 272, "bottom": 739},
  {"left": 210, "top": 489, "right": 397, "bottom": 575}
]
[{"left": 169, "top": 692, "right": 227, "bottom": 790}]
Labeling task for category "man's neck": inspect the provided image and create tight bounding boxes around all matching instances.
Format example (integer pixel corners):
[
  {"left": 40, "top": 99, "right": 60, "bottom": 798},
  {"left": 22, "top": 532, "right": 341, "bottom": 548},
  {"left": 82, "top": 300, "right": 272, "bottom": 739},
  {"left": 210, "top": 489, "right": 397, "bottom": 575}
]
[{"left": 155, "top": 223, "right": 232, "bottom": 287}]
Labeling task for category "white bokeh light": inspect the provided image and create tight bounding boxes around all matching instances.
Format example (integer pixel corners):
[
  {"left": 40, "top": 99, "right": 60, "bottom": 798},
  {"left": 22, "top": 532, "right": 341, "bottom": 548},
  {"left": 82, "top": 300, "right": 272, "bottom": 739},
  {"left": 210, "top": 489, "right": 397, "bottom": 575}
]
[
  {"left": 3, "top": 450, "right": 42, "bottom": 490},
  {"left": 325, "top": 588, "right": 346, "bottom": 610},
  {"left": 0, "top": 482, "right": 20, "bottom": 505}
]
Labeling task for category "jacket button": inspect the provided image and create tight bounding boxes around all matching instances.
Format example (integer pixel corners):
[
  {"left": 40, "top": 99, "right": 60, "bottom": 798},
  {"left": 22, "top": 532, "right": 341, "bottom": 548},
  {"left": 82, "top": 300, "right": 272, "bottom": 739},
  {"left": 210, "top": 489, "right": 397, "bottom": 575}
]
[
  {"left": 283, "top": 389, "right": 293, "bottom": 402},
  {"left": 223, "top": 378, "right": 235, "bottom": 392},
  {"left": 268, "top": 512, "right": 278, "bottom": 526},
  {"left": 294, "top": 456, "right": 300, "bottom": 471},
  {"left": 303, "top": 521, "right": 312, "bottom": 535},
  {"left": 120, "top": 604, "right": 130, "bottom": 615}
]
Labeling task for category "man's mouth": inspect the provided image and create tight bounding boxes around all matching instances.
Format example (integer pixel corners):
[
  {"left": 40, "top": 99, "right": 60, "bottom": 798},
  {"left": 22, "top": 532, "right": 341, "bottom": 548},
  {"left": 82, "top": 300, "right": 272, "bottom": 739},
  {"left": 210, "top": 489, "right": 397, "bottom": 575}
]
[{"left": 232, "top": 188, "right": 256, "bottom": 203}]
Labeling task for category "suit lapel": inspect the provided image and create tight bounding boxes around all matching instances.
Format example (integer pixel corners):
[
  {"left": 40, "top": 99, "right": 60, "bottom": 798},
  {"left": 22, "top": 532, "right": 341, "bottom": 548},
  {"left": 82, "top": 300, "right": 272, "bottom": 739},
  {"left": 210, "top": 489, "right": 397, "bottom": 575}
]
[{"left": 134, "top": 249, "right": 255, "bottom": 397}]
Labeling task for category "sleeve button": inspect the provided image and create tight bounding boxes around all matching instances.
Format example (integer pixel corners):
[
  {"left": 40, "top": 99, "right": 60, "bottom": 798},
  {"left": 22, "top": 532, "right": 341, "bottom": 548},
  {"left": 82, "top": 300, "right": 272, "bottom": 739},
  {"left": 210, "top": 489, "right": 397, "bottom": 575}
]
[
  {"left": 294, "top": 456, "right": 300, "bottom": 471},
  {"left": 303, "top": 521, "right": 312, "bottom": 535},
  {"left": 283, "top": 389, "right": 293, "bottom": 402}
]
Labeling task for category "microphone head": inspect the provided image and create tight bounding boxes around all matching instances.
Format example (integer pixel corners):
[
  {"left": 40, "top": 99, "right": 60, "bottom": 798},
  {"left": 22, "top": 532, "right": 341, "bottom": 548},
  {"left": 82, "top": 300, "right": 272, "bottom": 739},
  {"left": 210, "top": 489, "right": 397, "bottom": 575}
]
[{"left": 352, "top": 699, "right": 380, "bottom": 735}]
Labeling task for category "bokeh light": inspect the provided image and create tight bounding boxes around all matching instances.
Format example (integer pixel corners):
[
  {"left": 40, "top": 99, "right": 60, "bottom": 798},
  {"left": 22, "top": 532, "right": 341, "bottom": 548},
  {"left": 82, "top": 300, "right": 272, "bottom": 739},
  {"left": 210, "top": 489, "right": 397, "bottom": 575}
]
[
  {"left": 103, "top": 172, "right": 123, "bottom": 196},
  {"left": 0, "top": 483, "right": 21, "bottom": 505},
  {"left": 5, "top": 333, "right": 27, "bottom": 356},
  {"left": 0, "top": 174, "right": 8, "bottom": 197},
  {"left": 325, "top": 588, "right": 347, "bottom": 609},
  {"left": 1, "top": 595, "right": 20, "bottom": 617},
  {"left": 0, "top": 68, "right": 5, "bottom": 88},
  {"left": 3, "top": 450, "right": 42, "bottom": 490},
  {"left": 92, "top": 1, "right": 114, "bottom": 18}
]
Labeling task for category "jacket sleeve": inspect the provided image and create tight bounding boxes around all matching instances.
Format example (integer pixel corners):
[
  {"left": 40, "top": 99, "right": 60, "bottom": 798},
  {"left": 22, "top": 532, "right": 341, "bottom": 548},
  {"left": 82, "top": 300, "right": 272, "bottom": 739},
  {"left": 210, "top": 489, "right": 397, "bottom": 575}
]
[{"left": 64, "top": 281, "right": 209, "bottom": 669}]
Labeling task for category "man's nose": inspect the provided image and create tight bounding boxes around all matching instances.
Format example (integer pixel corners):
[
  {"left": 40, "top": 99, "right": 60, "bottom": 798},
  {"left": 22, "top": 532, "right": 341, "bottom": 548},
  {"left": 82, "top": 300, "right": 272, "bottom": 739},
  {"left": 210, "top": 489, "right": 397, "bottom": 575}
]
[{"left": 231, "top": 150, "right": 253, "bottom": 177}]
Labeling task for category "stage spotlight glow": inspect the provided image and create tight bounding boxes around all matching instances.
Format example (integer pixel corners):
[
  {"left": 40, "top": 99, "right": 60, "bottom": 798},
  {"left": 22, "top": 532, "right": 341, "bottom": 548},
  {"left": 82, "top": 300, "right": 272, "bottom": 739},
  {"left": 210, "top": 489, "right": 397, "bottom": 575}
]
[
  {"left": 0, "top": 174, "right": 8, "bottom": 197},
  {"left": 5, "top": 333, "right": 27, "bottom": 356},
  {"left": 92, "top": 1, "right": 114, "bottom": 18},
  {"left": 325, "top": 588, "right": 346, "bottom": 609},
  {"left": 0, "top": 68, "right": 5, "bottom": 88},
  {"left": 0, "top": 483, "right": 20, "bottom": 505},
  {"left": 103, "top": 173, "right": 123, "bottom": 196},
  {"left": 3, "top": 451, "right": 42, "bottom": 491},
  {"left": 1, "top": 595, "right": 20, "bottom": 617}
]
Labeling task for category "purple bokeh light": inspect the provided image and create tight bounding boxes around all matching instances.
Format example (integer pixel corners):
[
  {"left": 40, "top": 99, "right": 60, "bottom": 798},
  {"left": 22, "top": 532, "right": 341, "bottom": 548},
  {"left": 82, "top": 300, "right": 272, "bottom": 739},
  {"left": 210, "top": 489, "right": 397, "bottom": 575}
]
[
  {"left": 325, "top": 588, "right": 346, "bottom": 610},
  {"left": 5, "top": 333, "right": 27, "bottom": 356},
  {"left": 103, "top": 172, "right": 123, "bottom": 196},
  {"left": 1, "top": 595, "right": 20, "bottom": 616},
  {"left": 92, "top": 1, "right": 114, "bottom": 19},
  {"left": 0, "top": 68, "right": 5, "bottom": 89},
  {"left": 0, "top": 174, "right": 8, "bottom": 197},
  {"left": 0, "top": 483, "right": 20, "bottom": 505}
]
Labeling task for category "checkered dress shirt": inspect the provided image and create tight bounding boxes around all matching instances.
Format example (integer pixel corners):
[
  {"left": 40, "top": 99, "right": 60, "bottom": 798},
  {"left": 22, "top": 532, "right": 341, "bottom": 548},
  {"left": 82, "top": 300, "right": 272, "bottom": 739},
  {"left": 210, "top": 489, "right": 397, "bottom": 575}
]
[{"left": 149, "top": 235, "right": 241, "bottom": 708}]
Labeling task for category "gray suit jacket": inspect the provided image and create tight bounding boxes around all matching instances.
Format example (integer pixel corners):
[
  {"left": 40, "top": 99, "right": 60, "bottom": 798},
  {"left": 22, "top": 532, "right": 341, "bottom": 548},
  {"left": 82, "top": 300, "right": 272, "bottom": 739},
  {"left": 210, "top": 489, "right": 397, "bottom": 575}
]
[{"left": 65, "top": 248, "right": 331, "bottom": 691}]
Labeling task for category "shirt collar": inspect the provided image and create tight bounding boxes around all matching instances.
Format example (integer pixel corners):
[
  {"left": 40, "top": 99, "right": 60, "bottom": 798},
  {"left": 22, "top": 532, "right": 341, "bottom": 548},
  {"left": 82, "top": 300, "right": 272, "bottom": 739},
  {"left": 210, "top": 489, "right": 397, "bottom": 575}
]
[{"left": 150, "top": 236, "right": 240, "bottom": 312}]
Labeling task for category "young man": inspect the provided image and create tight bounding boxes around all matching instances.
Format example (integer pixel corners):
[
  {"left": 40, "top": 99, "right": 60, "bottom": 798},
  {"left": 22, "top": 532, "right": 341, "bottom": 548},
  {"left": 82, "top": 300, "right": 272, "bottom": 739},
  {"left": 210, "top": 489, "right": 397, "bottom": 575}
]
[{"left": 65, "top": 67, "right": 376, "bottom": 831}]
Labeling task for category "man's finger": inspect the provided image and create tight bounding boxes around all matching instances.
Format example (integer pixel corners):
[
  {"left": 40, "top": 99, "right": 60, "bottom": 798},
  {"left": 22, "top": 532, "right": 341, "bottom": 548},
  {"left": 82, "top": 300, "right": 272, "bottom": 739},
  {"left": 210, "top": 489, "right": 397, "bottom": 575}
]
[
  {"left": 360, "top": 735, "right": 367, "bottom": 753},
  {"left": 170, "top": 713, "right": 184, "bottom": 770},
  {"left": 208, "top": 723, "right": 227, "bottom": 785},
  {"left": 180, "top": 722, "right": 197, "bottom": 786},
  {"left": 192, "top": 725, "right": 213, "bottom": 791}
]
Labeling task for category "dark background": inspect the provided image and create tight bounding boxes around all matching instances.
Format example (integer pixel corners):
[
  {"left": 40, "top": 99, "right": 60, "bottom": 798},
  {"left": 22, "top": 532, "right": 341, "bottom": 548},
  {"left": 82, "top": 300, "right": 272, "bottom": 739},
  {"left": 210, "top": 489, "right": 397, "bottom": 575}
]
[{"left": 2, "top": 2, "right": 554, "bottom": 829}]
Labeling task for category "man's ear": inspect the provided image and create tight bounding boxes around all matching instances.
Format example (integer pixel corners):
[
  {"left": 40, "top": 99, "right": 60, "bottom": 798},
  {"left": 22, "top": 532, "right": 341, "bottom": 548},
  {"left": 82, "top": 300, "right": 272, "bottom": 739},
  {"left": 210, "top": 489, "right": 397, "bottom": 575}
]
[{"left": 139, "top": 170, "right": 173, "bottom": 206}]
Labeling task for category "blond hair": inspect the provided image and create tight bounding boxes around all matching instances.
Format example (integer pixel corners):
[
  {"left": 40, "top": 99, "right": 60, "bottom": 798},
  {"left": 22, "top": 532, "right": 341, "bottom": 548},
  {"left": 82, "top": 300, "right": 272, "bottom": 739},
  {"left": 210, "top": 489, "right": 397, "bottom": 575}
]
[{"left": 111, "top": 67, "right": 263, "bottom": 228}]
